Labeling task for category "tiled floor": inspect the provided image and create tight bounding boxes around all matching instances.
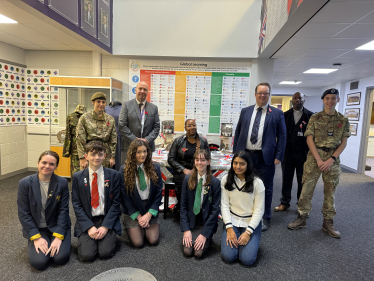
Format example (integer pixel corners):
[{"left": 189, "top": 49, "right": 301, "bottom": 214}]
[{"left": 365, "top": 158, "right": 374, "bottom": 178}]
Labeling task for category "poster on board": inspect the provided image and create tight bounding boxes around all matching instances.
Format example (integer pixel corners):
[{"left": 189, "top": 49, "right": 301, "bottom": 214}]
[
  {"left": 98, "top": 0, "right": 111, "bottom": 47},
  {"left": 48, "top": 0, "right": 79, "bottom": 26},
  {"left": 81, "top": 0, "right": 97, "bottom": 38}
]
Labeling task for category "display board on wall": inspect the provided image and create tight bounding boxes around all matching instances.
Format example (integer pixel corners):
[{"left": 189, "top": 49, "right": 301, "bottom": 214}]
[
  {"left": 26, "top": 69, "right": 59, "bottom": 126},
  {"left": 129, "top": 60, "right": 251, "bottom": 135},
  {"left": 0, "top": 63, "right": 26, "bottom": 126},
  {"left": 258, "top": 0, "right": 304, "bottom": 53},
  {"left": 81, "top": 0, "right": 97, "bottom": 37},
  {"left": 98, "top": 0, "right": 111, "bottom": 46},
  {"left": 48, "top": 0, "right": 79, "bottom": 26}
]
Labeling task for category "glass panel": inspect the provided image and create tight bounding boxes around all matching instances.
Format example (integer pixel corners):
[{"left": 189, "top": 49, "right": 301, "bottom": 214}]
[{"left": 111, "top": 89, "right": 123, "bottom": 103}]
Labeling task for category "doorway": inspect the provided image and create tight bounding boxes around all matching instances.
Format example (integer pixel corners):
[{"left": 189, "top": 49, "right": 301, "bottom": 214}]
[{"left": 363, "top": 89, "right": 374, "bottom": 178}]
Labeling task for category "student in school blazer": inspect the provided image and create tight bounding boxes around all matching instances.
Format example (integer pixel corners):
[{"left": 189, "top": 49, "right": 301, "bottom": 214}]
[
  {"left": 72, "top": 167, "right": 122, "bottom": 239},
  {"left": 180, "top": 174, "right": 221, "bottom": 239},
  {"left": 120, "top": 162, "right": 163, "bottom": 220}
]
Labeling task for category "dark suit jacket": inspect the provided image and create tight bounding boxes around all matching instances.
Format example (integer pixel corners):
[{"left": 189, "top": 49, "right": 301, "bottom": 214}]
[
  {"left": 72, "top": 167, "right": 121, "bottom": 237},
  {"left": 283, "top": 107, "right": 314, "bottom": 162},
  {"left": 180, "top": 175, "right": 221, "bottom": 238},
  {"left": 119, "top": 98, "right": 160, "bottom": 153},
  {"left": 17, "top": 173, "right": 71, "bottom": 240},
  {"left": 233, "top": 105, "right": 287, "bottom": 165},
  {"left": 120, "top": 163, "right": 163, "bottom": 218}
]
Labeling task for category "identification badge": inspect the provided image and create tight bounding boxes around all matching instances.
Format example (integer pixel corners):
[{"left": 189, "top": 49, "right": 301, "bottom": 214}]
[
  {"left": 328, "top": 132, "right": 334, "bottom": 136},
  {"left": 297, "top": 132, "right": 304, "bottom": 137}
]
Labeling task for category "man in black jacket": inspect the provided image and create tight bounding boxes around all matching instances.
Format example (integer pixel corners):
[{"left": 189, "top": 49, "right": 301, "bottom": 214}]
[{"left": 275, "top": 92, "right": 314, "bottom": 211}]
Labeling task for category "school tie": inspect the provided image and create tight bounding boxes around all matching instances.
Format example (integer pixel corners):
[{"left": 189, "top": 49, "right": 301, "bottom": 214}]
[
  {"left": 250, "top": 107, "right": 263, "bottom": 144},
  {"left": 193, "top": 178, "right": 203, "bottom": 215},
  {"left": 91, "top": 172, "right": 99, "bottom": 209},
  {"left": 139, "top": 102, "right": 143, "bottom": 113},
  {"left": 138, "top": 167, "right": 147, "bottom": 191}
]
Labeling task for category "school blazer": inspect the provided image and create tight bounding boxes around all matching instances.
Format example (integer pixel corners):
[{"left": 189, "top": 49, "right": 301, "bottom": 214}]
[
  {"left": 72, "top": 167, "right": 122, "bottom": 237},
  {"left": 180, "top": 175, "right": 221, "bottom": 238},
  {"left": 17, "top": 173, "right": 71, "bottom": 240},
  {"left": 120, "top": 162, "right": 163, "bottom": 218}
]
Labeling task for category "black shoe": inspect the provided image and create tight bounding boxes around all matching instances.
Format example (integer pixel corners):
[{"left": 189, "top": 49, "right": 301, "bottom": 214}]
[{"left": 262, "top": 219, "right": 270, "bottom": 232}]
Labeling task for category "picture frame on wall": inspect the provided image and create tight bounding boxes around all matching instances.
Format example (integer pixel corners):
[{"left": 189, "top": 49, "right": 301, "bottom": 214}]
[
  {"left": 345, "top": 108, "right": 360, "bottom": 121},
  {"left": 346, "top": 92, "right": 361, "bottom": 106},
  {"left": 349, "top": 122, "right": 358, "bottom": 136}
]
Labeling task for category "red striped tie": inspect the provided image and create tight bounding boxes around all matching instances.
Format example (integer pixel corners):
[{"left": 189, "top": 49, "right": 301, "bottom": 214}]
[{"left": 91, "top": 172, "right": 99, "bottom": 209}]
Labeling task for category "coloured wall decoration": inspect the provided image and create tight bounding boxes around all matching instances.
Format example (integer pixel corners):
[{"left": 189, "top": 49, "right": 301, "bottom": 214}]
[
  {"left": 129, "top": 60, "right": 251, "bottom": 135},
  {"left": 26, "top": 69, "right": 59, "bottom": 126},
  {"left": 98, "top": 0, "right": 111, "bottom": 47},
  {"left": 0, "top": 63, "right": 26, "bottom": 126}
]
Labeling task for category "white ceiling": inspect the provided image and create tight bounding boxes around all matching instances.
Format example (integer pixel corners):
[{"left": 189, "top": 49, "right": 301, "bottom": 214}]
[
  {"left": 0, "top": 0, "right": 93, "bottom": 51},
  {"left": 272, "top": 0, "right": 374, "bottom": 88}
]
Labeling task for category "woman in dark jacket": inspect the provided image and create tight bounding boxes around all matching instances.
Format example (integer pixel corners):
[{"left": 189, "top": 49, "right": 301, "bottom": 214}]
[{"left": 168, "top": 119, "right": 210, "bottom": 202}]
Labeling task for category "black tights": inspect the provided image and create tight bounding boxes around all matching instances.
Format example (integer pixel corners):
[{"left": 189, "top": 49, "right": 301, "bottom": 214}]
[{"left": 126, "top": 224, "right": 160, "bottom": 247}]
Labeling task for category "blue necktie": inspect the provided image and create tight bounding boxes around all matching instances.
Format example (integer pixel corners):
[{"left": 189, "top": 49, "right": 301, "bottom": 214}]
[{"left": 250, "top": 107, "right": 263, "bottom": 144}]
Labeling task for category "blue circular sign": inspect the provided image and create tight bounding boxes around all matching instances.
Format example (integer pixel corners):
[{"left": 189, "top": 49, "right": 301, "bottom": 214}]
[
  {"left": 132, "top": 76, "right": 139, "bottom": 83},
  {"left": 132, "top": 87, "right": 136, "bottom": 94}
]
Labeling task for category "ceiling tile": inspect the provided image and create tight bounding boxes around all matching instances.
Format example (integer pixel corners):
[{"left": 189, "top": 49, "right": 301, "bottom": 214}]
[
  {"left": 333, "top": 23, "right": 374, "bottom": 38},
  {"left": 337, "top": 50, "right": 374, "bottom": 59},
  {"left": 283, "top": 37, "right": 327, "bottom": 49},
  {"left": 0, "top": 34, "right": 31, "bottom": 44},
  {"left": 15, "top": 43, "right": 46, "bottom": 50},
  {"left": 294, "top": 23, "right": 350, "bottom": 38},
  {"left": 0, "top": 24, "right": 43, "bottom": 37},
  {"left": 304, "top": 49, "right": 351, "bottom": 58},
  {"left": 273, "top": 48, "right": 307, "bottom": 57},
  {"left": 319, "top": 38, "right": 370, "bottom": 49},
  {"left": 310, "top": 2, "right": 374, "bottom": 23},
  {"left": 20, "top": 35, "right": 63, "bottom": 45},
  {"left": 42, "top": 44, "right": 74, "bottom": 50},
  {"left": 69, "top": 45, "right": 94, "bottom": 51}
]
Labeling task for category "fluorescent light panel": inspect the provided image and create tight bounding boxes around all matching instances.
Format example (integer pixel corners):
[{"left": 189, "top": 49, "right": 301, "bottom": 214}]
[
  {"left": 356, "top": 40, "right": 374, "bottom": 50},
  {"left": 303, "top": 68, "right": 338, "bottom": 74},
  {"left": 0, "top": 14, "right": 17, "bottom": 23},
  {"left": 279, "top": 81, "right": 302, "bottom": 85}
]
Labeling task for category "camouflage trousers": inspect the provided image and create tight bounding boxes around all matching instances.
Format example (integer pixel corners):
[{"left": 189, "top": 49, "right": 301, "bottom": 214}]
[
  {"left": 298, "top": 149, "right": 341, "bottom": 220},
  {"left": 70, "top": 154, "right": 80, "bottom": 178}
]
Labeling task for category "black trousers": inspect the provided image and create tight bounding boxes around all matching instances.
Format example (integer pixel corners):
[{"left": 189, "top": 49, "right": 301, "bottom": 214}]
[
  {"left": 28, "top": 228, "right": 71, "bottom": 271},
  {"left": 78, "top": 215, "right": 117, "bottom": 262},
  {"left": 173, "top": 172, "right": 186, "bottom": 202},
  {"left": 280, "top": 151, "right": 306, "bottom": 207}
]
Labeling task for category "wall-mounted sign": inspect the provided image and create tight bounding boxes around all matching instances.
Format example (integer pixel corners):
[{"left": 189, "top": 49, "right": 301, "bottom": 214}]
[
  {"left": 81, "top": 0, "right": 97, "bottom": 38},
  {"left": 98, "top": 0, "right": 111, "bottom": 47},
  {"left": 48, "top": 0, "right": 79, "bottom": 26}
]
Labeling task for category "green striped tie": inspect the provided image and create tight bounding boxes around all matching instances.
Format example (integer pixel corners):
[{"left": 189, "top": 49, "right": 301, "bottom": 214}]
[
  {"left": 138, "top": 167, "right": 147, "bottom": 191},
  {"left": 193, "top": 178, "right": 203, "bottom": 215}
]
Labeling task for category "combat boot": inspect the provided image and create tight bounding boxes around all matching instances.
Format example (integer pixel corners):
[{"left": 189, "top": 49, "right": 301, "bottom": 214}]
[
  {"left": 288, "top": 214, "right": 307, "bottom": 230},
  {"left": 322, "top": 219, "right": 341, "bottom": 238}
]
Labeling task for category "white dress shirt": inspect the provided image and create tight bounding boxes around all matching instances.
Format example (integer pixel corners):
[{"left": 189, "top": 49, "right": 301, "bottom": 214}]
[
  {"left": 246, "top": 103, "right": 268, "bottom": 150},
  {"left": 89, "top": 166, "right": 105, "bottom": 216},
  {"left": 136, "top": 163, "right": 150, "bottom": 200},
  {"left": 197, "top": 173, "right": 207, "bottom": 208},
  {"left": 135, "top": 98, "right": 146, "bottom": 136}
]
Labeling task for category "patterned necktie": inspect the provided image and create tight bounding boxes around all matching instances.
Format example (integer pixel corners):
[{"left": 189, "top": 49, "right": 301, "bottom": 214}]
[
  {"left": 250, "top": 107, "right": 263, "bottom": 144},
  {"left": 91, "top": 172, "right": 99, "bottom": 209},
  {"left": 138, "top": 167, "right": 147, "bottom": 191},
  {"left": 193, "top": 178, "right": 203, "bottom": 215}
]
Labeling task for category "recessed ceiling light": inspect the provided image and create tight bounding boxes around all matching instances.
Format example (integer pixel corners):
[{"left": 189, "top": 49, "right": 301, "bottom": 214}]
[
  {"left": 303, "top": 68, "right": 338, "bottom": 74},
  {"left": 0, "top": 14, "right": 17, "bottom": 23},
  {"left": 356, "top": 40, "right": 374, "bottom": 50},
  {"left": 279, "top": 81, "right": 302, "bottom": 85}
]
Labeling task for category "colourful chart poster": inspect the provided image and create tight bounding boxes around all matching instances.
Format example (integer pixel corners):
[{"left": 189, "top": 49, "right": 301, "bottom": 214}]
[
  {"left": 0, "top": 63, "right": 26, "bottom": 126},
  {"left": 26, "top": 69, "right": 59, "bottom": 126}
]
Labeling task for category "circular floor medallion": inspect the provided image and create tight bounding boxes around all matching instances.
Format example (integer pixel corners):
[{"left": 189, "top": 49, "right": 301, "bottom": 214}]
[{"left": 90, "top": 267, "right": 157, "bottom": 281}]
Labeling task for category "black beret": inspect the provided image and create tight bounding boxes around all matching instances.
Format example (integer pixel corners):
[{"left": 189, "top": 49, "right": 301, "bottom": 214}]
[{"left": 321, "top": 88, "right": 339, "bottom": 99}]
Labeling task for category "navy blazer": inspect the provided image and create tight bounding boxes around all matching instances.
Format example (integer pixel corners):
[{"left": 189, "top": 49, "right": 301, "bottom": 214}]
[
  {"left": 120, "top": 162, "right": 163, "bottom": 218},
  {"left": 72, "top": 167, "right": 122, "bottom": 237},
  {"left": 17, "top": 173, "right": 71, "bottom": 240},
  {"left": 233, "top": 105, "right": 287, "bottom": 165},
  {"left": 180, "top": 175, "right": 221, "bottom": 238}
]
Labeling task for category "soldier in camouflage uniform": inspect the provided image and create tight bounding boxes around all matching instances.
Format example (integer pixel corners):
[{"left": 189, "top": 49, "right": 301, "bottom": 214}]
[
  {"left": 76, "top": 92, "right": 117, "bottom": 169},
  {"left": 63, "top": 104, "right": 87, "bottom": 178},
  {"left": 288, "top": 88, "right": 350, "bottom": 238}
]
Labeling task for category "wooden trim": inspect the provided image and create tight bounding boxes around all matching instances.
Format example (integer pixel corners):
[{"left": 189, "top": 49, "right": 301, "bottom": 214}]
[
  {"left": 50, "top": 77, "right": 111, "bottom": 87},
  {"left": 112, "top": 79, "right": 123, "bottom": 90}
]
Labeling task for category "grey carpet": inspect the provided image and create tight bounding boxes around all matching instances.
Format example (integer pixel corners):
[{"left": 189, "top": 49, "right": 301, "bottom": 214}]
[{"left": 1, "top": 166, "right": 374, "bottom": 281}]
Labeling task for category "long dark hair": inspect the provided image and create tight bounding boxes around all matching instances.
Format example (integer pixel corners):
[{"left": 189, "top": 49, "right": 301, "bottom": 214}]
[
  {"left": 188, "top": 149, "right": 212, "bottom": 191},
  {"left": 224, "top": 150, "right": 257, "bottom": 193}
]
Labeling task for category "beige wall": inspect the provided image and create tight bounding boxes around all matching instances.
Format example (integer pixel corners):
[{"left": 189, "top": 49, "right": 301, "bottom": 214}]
[{"left": 0, "top": 126, "right": 28, "bottom": 176}]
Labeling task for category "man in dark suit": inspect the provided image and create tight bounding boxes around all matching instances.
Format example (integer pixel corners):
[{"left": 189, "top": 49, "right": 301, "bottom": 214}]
[
  {"left": 233, "top": 82, "right": 286, "bottom": 231},
  {"left": 72, "top": 141, "right": 121, "bottom": 262},
  {"left": 119, "top": 81, "right": 160, "bottom": 163},
  {"left": 275, "top": 92, "right": 314, "bottom": 212}
]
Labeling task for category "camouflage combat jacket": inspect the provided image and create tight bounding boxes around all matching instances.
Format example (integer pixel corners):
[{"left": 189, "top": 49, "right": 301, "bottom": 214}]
[
  {"left": 304, "top": 110, "right": 351, "bottom": 148},
  {"left": 76, "top": 110, "right": 117, "bottom": 159},
  {"left": 62, "top": 106, "right": 86, "bottom": 157}
]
